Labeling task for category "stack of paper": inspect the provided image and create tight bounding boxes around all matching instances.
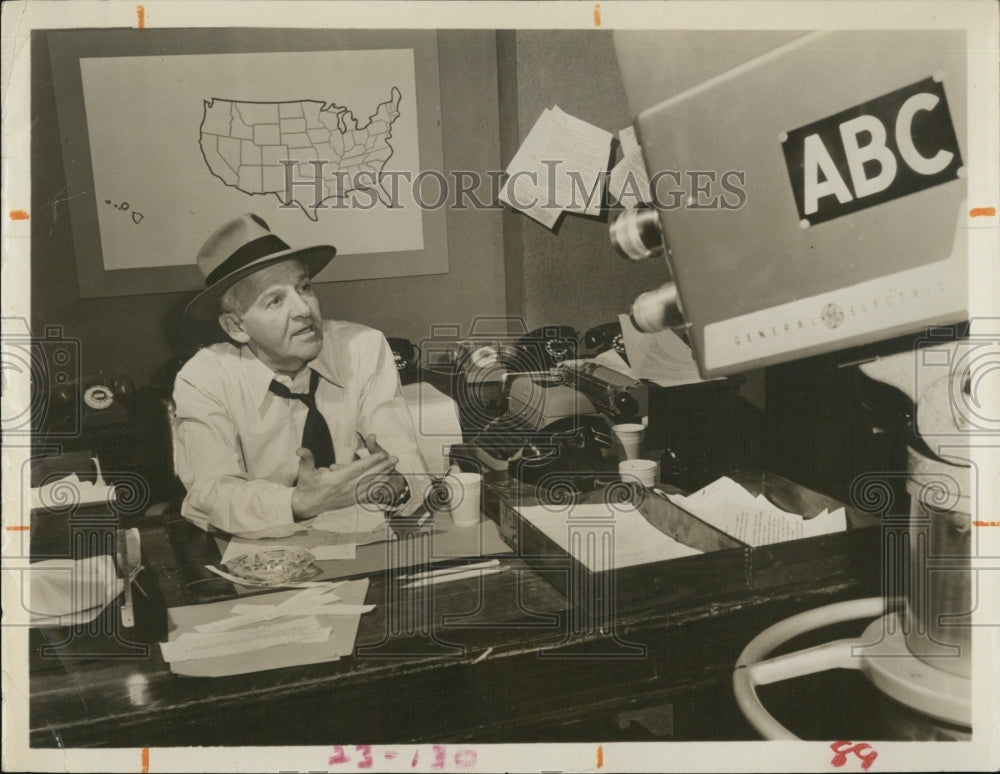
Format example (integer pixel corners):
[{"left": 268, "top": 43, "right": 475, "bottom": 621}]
[
  {"left": 161, "top": 579, "right": 372, "bottom": 676},
  {"left": 500, "top": 105, "right": 613, "bottom": 229},
  {"left": 518, "top": 503, "right": 701, "bottom": 571},
  {"left": 608, "top": 125, "right": 652, "bottom": 208},
  {"left": 666, "top": 476, "right": 847, "bottom": 547}
]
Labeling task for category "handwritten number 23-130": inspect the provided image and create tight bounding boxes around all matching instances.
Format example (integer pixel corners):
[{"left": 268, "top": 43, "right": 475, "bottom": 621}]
[{"left": 330, "top": 745, "right": 478, "bottom": 769}]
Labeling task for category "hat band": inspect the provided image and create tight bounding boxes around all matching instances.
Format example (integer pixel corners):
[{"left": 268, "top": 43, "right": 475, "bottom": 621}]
[{"left": 205, "top": 234, "right": 291, "bottom": 287}]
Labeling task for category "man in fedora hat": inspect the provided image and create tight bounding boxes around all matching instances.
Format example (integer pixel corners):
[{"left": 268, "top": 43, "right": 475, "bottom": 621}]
[{"left": 172, "top": 213, "right": 428, "bottom": 538}]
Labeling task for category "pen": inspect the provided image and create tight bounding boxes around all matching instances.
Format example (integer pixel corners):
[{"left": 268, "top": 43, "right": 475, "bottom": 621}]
[
  {"left": 398, "top": 558, "right": 500, "bottom": 582},
  {"left": 118, "top": 530, "right": 134, "bottom": 628},
  {"left": 400, "top": 565, "right": 510, "bottom": 590}
]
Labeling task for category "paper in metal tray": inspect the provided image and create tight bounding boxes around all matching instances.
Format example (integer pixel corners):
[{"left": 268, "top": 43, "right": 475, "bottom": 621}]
[{"left": 490, "top": 471, "right": 881, "bottom": 616}]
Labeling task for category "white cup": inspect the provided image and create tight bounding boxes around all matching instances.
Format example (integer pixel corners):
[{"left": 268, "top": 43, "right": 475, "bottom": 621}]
[
  {"left": 444, "top": 472, "right": 483, "bottom": 527},
  {"left": 612, "top": 423, "right": 645, "bottom": 460},
  {"left": 619, "top": 459, "right": 658, "bottom": 488}
]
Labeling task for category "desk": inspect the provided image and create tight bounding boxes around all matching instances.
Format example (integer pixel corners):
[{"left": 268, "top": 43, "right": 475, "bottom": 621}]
[{"left": 29, "top": 501, "right": 881, "bottom": 747}]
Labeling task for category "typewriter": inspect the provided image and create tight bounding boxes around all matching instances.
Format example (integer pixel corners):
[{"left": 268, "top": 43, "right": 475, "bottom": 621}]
[{"left": 457, "top": 362, "right": 648, "bottom": 488}]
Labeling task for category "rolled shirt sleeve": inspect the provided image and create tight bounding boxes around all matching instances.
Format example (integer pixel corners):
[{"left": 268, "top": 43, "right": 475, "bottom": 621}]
[
  {"left": 354, "top": 331, "right": 431, "bottom": 504},
  {"left": 172, "top": 357, "right": 299, "bottom": 539}
]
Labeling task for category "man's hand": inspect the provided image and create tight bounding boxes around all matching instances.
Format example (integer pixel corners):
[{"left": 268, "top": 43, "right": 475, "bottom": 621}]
[
  {"left": 358, "top": 434, "right": 410, "bottom": 510},
  {"left": 290, "top": 446, "right": 399, "bottom": 521}
]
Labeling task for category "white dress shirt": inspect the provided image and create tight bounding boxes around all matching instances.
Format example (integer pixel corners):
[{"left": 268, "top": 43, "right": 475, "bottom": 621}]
[{"left": 172, "top": 320, "right": 427, "bottom": 538}]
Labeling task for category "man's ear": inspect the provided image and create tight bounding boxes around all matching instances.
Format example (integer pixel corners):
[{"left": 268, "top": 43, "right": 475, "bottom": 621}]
[{"left": 218, "top": 312, "right": 251, "bottom": 344}]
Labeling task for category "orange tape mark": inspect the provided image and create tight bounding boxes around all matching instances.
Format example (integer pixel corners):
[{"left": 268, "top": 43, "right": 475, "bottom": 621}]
[
  {"left": 593, "top": 4, "right": 601, "bottom": 26},
  {"left": 141, "top": 747, "right": 149, "bottom": 773},
  {"left": 597, "top": 744, "right": 604, "bottom": 768},
  {"left": 137, "top": 5, "right": 145, "bottom": 29},
  {"left": 970, "top": 207, "right": 996, "bottom": 218},
  {"left": 9, "top": 210, "right": 29, "bottom": 220},
  {"left": 973, "top": 521, "right": 1000, "bottom": 527},
  {"left": 6, "top": 526, "right": 30, "bottom": 531}
]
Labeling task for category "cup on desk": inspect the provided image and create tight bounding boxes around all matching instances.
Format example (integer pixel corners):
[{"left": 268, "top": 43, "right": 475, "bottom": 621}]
[
  {"left": 612, "top": 423, "right": 645, "bottom": 460},
  {"left": 619, "top": 459, "right": 658, "bottom": 488},
  {"left": 443, "top": 471, "right": 482, "bottom": 527}
]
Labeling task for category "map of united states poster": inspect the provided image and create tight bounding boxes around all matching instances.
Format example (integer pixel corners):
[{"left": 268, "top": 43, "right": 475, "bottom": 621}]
[
  {"left": 77, "top": 48, "right": 441, "bottom": 284},
  {"left": 199, "top": 87, "right": 404, "bottom": 220}
]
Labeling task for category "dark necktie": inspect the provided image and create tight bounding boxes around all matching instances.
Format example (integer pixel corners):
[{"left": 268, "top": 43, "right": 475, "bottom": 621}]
[{"left": 268, "top": 370, "right": 337, "bottom": 468}]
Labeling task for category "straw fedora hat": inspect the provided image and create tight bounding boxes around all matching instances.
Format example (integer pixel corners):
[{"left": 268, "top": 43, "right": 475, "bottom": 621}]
[{"left": 185, "top": 213, "right": 336, "bottom": 321}]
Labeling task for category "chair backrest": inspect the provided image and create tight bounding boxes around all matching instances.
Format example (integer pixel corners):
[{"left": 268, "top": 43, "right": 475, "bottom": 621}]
[
  {"left": 160, "top": 397, "right": 189, "bottom": 513},
  {"left": 400, "top": 382, "right": 463, "bottom": 475}
]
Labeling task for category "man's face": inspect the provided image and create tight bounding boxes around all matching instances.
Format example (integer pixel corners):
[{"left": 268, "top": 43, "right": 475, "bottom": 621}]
[{"left": 225, "top": 259, "right": 324, "bottom": 374}]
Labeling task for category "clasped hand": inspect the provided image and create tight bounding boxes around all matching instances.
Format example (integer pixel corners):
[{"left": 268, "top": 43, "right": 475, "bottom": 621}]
[{"left": 290, "top": 434, "right": 407, "bottom": 521}]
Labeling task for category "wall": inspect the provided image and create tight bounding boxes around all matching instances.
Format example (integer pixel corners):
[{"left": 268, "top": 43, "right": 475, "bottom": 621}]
[
  {"left": 498, "top": 30, "right": 669, "bottom": 333},
  {"left": 30, "top": 30, "right": 506, "bottom": 386}
]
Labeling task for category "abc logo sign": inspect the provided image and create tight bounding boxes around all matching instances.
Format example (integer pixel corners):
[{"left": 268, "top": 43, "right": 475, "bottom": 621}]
[{"left": 782, "top": 76, "right": 962, "bottom": 226}]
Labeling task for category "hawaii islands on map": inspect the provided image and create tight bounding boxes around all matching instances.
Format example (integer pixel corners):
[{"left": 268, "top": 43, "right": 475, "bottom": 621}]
[{"left": 199, "top": 87, "right": 402, "bottom": 220}]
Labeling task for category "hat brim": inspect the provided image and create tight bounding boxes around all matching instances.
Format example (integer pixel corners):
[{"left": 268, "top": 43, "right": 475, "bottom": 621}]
[{"left": 185, "top": 244, "right": 336, "bottom": 321}]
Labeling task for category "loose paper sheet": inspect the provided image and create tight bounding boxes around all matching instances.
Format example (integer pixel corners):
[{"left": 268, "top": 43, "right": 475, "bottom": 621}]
[
  {"left": 608, "top": 125, "right": 652, "bottom": 207},
  {"left": 666, "top": 476, "right": 847, "bottom": 547},
  {"left": 221, "top": 507, "right": 393, "bottom": 564},
  {"left": 546, "top": 107, "right": 613, "bottom": 215},
  {"left": 618, "top": 314, "right": 709, "bottom": 387},
  {"left": 191, "top": 585, "right": 376, "bottom": 635},
  {"left": 309, "top": 504, "right": 386, "bottom": 534},
  {"left": 518, "top": 503, "right": 702, "bottom": 571},
  {"left": 500, "top": 107, "right": 561, "bottom": 228},
  {"left": 591, "top": 349, "right": 636, "bottom": 378},
  {"left": 161, "top": 616, "right": 331, "bottom": 663},
  {"left": 500, "top": 105, "right": 613, "bottom": 229}
]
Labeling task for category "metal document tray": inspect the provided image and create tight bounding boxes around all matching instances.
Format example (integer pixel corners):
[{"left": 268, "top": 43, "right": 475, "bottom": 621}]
[{"left": 487, "top": 470, "right": 881, "bottom": 617}]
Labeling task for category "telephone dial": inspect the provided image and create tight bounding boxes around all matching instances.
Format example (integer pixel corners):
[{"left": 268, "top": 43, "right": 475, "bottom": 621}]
[
  {"left": 581, "top": 320, "right": 630, "bottom": 365},
  {"left": 516, "top": 325, "right": 579, "bottom": 370}
]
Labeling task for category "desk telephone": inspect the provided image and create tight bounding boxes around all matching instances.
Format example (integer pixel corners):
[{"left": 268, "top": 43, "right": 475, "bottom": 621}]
[
  {"left": 386, "top": 338, "right": 420, "bottom": 384},
  {"left": 581, "top": 320, "right": 630, "bottom": 365},
  {"left": 42, "top": 372, "right": 134, "bottom": 436}
]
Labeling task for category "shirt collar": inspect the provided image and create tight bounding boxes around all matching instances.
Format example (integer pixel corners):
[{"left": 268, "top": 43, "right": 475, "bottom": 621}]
[
  {"left": 308, "top": 339, "right": 342, "bottom": 389},
  {"left": 240, "top": 330, "right": 342, "bottom": 411}
]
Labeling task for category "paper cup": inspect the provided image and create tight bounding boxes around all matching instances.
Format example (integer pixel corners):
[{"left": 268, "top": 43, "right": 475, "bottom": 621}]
[
  {"left": 444, "top": 472, "right": 483, "bottom": 527},
  {"left": 612, "top": 423, "right": 645, "bottom": 460},
  {"left": 619, "top": 459, "right": 658, "bottom": 488}
]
